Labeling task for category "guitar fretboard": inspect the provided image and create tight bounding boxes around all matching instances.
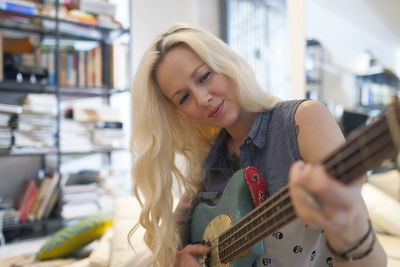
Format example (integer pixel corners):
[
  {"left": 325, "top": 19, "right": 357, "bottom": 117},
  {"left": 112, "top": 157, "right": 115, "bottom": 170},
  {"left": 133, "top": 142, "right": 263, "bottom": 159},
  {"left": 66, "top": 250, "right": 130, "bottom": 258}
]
[{"left": 217, "top": 108, "right": 398, "bottom": 263}]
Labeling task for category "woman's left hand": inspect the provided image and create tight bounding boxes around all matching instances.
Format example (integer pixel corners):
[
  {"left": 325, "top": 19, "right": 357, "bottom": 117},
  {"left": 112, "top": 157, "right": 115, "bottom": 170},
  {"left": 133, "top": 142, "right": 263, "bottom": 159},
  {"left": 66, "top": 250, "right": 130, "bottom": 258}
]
[{"left": 288, "top": 160, "right": 369, "bottom": 248}]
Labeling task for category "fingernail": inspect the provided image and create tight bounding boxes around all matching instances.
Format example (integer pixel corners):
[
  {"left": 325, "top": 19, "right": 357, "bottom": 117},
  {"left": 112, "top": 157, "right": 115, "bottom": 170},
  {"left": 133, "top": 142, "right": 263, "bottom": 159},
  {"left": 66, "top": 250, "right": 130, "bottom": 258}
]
[
  {"left": 299, "top": 187, "right": 323, "bottom": 210},
  {"left": 297, "top": 161, "right": 306, "bottom": 170}
]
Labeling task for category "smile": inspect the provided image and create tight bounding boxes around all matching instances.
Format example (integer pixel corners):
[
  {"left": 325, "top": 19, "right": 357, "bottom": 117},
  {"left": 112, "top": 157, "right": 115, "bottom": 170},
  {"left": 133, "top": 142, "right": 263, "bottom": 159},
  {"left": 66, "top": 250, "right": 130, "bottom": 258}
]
[{"left": 208, "top": 100, "right": 225, "bottom": 118}]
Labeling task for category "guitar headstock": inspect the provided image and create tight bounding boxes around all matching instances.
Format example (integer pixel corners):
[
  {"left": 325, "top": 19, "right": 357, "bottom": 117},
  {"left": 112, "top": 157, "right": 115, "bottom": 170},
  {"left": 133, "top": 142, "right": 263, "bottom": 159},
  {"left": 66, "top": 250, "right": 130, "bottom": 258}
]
[
  {"left": 385, "top": 97, "right": 400, "bottom": 150},
  {"left": 324, "top": 99, "right": 400, "bottom": 184}
]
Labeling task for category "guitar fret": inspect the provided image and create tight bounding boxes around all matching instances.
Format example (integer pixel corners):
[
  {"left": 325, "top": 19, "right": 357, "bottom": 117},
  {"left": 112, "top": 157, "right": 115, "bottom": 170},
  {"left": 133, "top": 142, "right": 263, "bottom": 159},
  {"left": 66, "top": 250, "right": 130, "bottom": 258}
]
[
  {"left": 221, "top": 199, "right": 295, "bottom": 262},
  {"left": 330, "top": 130, "right": 393, "bottom": 183},
  {"left": 342, "top": 141, "right": 397, "bottom": 184},
  {"left": 324, "top": 118, "right": 387, "bottom": 171},
  {"left": 326, "top": 121, "right": 389, "bottom": 180}
]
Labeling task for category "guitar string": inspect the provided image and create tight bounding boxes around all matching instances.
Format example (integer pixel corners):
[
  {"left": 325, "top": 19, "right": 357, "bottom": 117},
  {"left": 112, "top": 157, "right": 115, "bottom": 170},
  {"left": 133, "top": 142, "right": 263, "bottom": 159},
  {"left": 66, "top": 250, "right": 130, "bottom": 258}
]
[
  {"left": 323, "top": 119, "right": 387, "bottom": 172},
  {"left": 326, "top": 129, "right": 391, "bottom": 183},
  {"left": 219, "top": 201, "right": 296, "bottom": 263},
  {"left": 200, "top": 194, "right": 294, "bottom": 266},
  {"left": 200, "top": 189, "right": 293, "bottom": 266},
  {"left": 219, "top": 130, "right": 393, "bottom": 262},
  {"left": 199, "top": 123, "right": 392, "bottom": 265},
  {"left": 323, "top": 119, "right": 388, "bottom": 180},
  {"left": 198, "top": 189, "right": 290, "bottom": 266}
]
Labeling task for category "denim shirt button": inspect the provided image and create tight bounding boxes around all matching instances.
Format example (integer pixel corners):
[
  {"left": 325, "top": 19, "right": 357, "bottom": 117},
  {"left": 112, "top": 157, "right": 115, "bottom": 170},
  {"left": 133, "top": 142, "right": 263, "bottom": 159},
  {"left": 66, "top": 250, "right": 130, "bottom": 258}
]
[{"left": 245, "top": 138, "right": 253, "bottom": 145}]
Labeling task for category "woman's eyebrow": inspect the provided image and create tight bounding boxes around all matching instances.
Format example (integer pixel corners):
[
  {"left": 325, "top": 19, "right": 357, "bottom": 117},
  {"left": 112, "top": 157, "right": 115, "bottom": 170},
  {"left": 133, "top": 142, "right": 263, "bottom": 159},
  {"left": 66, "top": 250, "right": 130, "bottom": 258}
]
[
  {"left": 191, "top": 63, "right": 206, "bottom": 79},
  {"left": 171, "top": 63, "right": 206, "bottom": 100}
]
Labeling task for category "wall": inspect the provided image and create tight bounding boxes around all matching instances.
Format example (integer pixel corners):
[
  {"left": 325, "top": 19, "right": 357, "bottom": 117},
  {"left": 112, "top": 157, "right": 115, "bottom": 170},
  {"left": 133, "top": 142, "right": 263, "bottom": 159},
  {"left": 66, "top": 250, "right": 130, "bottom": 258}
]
[
  {"left": 306, "top": 0, "right": 400, "bottom": 110},
  {"left": 130, "top": 0, "right": 221, "bottom": 73}
]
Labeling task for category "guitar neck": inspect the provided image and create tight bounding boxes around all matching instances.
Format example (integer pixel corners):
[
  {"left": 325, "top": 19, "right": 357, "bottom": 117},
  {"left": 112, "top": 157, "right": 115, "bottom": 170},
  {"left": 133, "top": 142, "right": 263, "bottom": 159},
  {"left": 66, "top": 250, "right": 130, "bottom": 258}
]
[{"left": 218, "top": 107, "right": 399, "bottom": 264}]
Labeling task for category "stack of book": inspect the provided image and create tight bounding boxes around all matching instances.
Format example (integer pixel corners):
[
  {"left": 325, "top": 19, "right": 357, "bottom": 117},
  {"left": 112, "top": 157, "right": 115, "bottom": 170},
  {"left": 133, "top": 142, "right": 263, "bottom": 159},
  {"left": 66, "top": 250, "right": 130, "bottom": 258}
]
[
  {"left": 0, "top": 124, "right": 12, "bottom": 150},
  {"left": 0, "top": 103, "right": 21, "bottom": 150},
  {"left": 12, "top": 172, "right": 60, "bottom": 223},
  {"left": 11, "top": 94, "right": 57, "bottom": 153},
  {"left": 93, "top": 121, "right": 125, "bottom": 150},
  {"left": 62, "top": 105, "right": 126, "bottom": 151},
  {"left": 60, "top": 119, "right": 94, "bottom": 152},
  {"left": 60, "top": 170, "right": 101, "bottom": 219}
]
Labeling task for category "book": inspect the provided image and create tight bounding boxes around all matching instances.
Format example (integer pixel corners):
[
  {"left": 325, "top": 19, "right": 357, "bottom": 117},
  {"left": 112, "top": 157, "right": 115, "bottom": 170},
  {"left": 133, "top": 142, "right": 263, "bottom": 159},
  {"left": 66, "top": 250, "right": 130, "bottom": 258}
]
[
  {"left": 0, "top": 0, "right": 37, "bottom": 16},
  {"left": 77, "top": 50, "right": 86, "bottom": 87},
  {"left": 19, "top": 184, "right": 39, "bottom": 222},
  {"left": 28, "top": 178, "right": 50, "bottom": 221},
  {"left": 0, "top": 30, "right": 3, "bottom": 81},
  {"left": 3, "top": 36, "right": 35, "bottom": 54},
  {"left": 0, "top": 103, "right": 23, "bottom": 114},
  {"left": 94, "top": 121, "right": 123, "bottom": 129},
  {"left": 42, "top": 188, "right": 59, "bottom": 219},
  {"left": 15, "top": 180, "right": 36, "bottom": 218},
  {"left": 94, "top": 46, "right": 102, "bottom": 88},
  {"left": 71, "top": 106, "right": 120, "bottom": 122},
  {"left": 79, "top": 0, "right": 116, "bottom": 17},
  {"left": 110, "top": 42, "right": 129, "bottom": 90},
  {"left": 13, "top": 180, "right": 30, "bottom": 210},
  {"left": 36, "top": 173, "right": 59, "bottom": 220},
  {"left": 67, "top": 9, "right": 99, "bottom": 25}
]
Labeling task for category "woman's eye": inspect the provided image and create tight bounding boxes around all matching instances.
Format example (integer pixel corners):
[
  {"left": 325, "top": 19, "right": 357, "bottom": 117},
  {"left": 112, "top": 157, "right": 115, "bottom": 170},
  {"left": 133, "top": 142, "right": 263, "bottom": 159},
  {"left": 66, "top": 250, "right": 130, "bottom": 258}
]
[
  {"left": 179, "top": 93, "right": 190, "bottom": 105},
  {"left": 199, "top": 72, "right": 211, "bottom": 83}
]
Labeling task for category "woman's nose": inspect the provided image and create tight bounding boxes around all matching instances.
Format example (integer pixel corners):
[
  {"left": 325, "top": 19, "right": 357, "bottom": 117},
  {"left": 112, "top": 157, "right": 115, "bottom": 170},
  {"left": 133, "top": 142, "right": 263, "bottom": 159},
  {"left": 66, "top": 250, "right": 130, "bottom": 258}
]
[{"left": 193, "top": 88, "right": 212, "bottom": 107}]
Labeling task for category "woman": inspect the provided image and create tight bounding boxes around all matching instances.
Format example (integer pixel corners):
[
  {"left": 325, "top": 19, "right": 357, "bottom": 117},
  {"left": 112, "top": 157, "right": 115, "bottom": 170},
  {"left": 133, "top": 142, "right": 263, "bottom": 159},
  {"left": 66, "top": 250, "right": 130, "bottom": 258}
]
[{"left": 130, "top": 23, "right": 386, "bottom": 267}]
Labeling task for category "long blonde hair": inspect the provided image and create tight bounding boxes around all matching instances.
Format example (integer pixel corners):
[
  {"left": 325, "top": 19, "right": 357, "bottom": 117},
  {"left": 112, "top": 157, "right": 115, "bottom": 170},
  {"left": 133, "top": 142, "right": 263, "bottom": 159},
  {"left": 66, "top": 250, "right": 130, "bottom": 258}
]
[{"left": 129, "top": 23, "right": 280, "bottom": 266}]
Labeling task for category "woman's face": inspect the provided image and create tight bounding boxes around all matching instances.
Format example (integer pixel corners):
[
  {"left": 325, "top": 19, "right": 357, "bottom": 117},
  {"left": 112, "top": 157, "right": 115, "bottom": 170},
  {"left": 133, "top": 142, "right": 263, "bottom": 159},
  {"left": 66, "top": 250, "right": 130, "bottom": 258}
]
[{"left": 155, "top": 46, "right": 242, "bottom": 129}]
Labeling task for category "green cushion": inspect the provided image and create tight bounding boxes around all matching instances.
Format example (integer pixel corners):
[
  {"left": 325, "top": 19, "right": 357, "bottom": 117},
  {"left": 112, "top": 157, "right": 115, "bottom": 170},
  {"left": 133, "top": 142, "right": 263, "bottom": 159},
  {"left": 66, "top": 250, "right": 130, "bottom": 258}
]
[{"left": 35, "top": 213, "right": 113, "bottom": 260}]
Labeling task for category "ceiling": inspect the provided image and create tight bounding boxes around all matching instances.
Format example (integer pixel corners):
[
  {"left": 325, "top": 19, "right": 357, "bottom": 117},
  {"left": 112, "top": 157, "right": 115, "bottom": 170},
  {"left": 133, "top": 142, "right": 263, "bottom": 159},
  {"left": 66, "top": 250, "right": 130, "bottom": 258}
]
[{"left": 309, "top": 0, "right": 400, "bottom": 45}]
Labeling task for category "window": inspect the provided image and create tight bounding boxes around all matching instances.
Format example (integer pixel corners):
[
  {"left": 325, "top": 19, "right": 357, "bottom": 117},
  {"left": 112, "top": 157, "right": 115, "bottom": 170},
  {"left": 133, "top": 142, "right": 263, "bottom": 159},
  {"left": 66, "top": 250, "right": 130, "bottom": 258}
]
[{"left": 225, "top": 0, "right": 290, "bottom": 100}]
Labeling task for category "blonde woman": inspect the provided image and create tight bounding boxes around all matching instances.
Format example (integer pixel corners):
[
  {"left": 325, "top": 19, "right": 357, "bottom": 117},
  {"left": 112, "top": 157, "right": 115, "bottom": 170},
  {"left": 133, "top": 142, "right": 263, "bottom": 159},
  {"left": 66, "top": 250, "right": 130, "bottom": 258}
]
[{"left": 130, "top": 23, "right": 386, "bottom": 267}]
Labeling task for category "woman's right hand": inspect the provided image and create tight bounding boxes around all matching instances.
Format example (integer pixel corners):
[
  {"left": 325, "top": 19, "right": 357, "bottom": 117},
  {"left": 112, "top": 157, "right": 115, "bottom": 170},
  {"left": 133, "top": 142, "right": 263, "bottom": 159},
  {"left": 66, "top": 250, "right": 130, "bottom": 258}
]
[{"left": 175, "top": 244, "right": 210, "bottom": 267}]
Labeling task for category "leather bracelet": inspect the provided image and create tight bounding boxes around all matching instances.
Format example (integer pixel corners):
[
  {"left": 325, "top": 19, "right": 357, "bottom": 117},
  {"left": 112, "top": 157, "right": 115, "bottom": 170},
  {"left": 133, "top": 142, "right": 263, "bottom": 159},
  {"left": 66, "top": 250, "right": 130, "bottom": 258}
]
[{"left": 325, "top": 220, "right": 376, "bottom": 262}]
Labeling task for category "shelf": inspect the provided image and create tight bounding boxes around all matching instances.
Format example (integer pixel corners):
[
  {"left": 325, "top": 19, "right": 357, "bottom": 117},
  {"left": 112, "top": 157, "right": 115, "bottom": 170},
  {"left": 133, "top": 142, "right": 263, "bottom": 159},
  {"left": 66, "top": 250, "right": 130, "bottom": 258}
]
[
  {"left": 60, "top": 148, "right": 127, "bottom": 155},
  {"left": 3, "top": 217, "right": 65, "bottom": 243},
  {"left": 306, "top": 79, "right": 322, "bottom": 85},
  {"left": 3, "top": 217, "right": 63, "bottom": 230},
  {"left": 0, "top": 81, "right": 129, "bottom": 97},
  {"left": 356, "top": 71, "right": 400, "bottom": 88},
  {"left": 0, "top": 148, "right": 127, "bottom": 157},
  {"left": 356, "top": 104, "right": 386, "bottom": 110},
  {"left": 0, "top": 7, "right": 127, "bottom": 30},
  {"left": 0, "top": 10, "right": 129, "bottom": 42}
]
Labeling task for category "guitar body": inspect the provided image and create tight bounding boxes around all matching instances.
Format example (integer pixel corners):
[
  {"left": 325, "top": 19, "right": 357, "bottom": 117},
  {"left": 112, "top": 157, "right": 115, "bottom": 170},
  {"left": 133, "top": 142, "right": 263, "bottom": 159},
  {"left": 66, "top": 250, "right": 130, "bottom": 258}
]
[{"left": 190, "top": 169, "right": 263, "bottom": 267}]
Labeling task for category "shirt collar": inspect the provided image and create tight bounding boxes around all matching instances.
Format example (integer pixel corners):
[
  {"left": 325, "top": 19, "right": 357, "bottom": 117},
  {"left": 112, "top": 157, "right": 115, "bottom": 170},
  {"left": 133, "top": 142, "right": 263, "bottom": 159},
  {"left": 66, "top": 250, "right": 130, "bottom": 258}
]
[
  {"left": 203, "top": 129, "right": 229, "bottom": 169},
  {"left": 247, "top": 111, "right": 271, "bottom": 149},
  {"left": 204, "top": 111, "right": 272, "bottom": 169}
]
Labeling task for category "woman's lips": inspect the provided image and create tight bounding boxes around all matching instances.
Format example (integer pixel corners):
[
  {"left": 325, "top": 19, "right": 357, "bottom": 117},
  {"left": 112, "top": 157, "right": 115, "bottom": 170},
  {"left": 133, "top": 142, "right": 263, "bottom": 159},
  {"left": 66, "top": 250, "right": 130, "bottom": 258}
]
[{"left": 208, "top": 100, "right": 224, "bottom": 118}]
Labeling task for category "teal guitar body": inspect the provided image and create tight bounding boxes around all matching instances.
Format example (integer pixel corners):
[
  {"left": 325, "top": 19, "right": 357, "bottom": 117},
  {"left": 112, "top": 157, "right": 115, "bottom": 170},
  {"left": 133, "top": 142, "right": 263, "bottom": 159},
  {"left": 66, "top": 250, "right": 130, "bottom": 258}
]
[{"left": 190, "top": 169, "right": 263, "bottom": 266}]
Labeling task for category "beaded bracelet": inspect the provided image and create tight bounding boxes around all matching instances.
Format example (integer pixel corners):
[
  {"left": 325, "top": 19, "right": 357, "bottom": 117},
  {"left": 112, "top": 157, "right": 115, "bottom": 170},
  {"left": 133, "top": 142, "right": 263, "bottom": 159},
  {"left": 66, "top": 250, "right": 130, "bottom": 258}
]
[{"left": 325, "top": 220, "right": 376, "bottom": 262}]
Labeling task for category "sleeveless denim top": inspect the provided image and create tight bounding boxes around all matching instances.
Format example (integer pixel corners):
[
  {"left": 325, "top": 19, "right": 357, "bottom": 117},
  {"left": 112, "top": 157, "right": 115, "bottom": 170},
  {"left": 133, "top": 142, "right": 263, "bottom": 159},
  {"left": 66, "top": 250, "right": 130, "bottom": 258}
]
[{"left": 199, "top": 100, "right": 334, "bottom": 267}]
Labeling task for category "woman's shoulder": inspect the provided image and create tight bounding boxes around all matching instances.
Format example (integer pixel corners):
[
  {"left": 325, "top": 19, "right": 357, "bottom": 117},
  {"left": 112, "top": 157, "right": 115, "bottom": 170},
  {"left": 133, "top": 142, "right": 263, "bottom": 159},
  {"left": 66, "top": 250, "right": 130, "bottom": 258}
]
[
  {"left": 294, "top": 99, "right": 333, "bottom": 125},
  {"left": 273, "top": 98, "right": 310, "bottom": 110},
  {"left": 294, "top": 99, "right": 345, "bottom": 163},
  {"left": 264, "top": 99, "right": 310, "bottom": 125}
]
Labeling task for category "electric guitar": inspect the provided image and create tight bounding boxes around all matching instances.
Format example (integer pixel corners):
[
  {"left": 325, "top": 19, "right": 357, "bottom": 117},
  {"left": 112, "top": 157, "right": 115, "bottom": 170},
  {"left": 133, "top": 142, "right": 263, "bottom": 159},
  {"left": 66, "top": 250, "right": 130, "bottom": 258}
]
[{"left": 190, "top": 104, "right": 400, "bottom": 266}]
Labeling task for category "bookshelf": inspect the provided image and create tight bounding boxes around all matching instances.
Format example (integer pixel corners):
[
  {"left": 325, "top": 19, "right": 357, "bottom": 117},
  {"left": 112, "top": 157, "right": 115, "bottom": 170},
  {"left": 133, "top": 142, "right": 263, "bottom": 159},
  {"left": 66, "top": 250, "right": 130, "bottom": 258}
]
[
  {"left": 305, "top": 38, "right": 324, "bottom": 101},
  {"left": 0, "top": 0, "right": 131, "bottom": 243},
  {"left": 356, "top": 69, "right": 400, "bottom": 110}
]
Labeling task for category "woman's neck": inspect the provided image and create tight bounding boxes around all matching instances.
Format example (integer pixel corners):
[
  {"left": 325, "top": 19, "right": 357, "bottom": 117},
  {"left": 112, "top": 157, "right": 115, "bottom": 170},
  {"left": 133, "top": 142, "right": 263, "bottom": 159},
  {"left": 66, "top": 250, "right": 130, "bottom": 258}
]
[{"left": 226, "top": 110, "right": 257, "bottom": 155}]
